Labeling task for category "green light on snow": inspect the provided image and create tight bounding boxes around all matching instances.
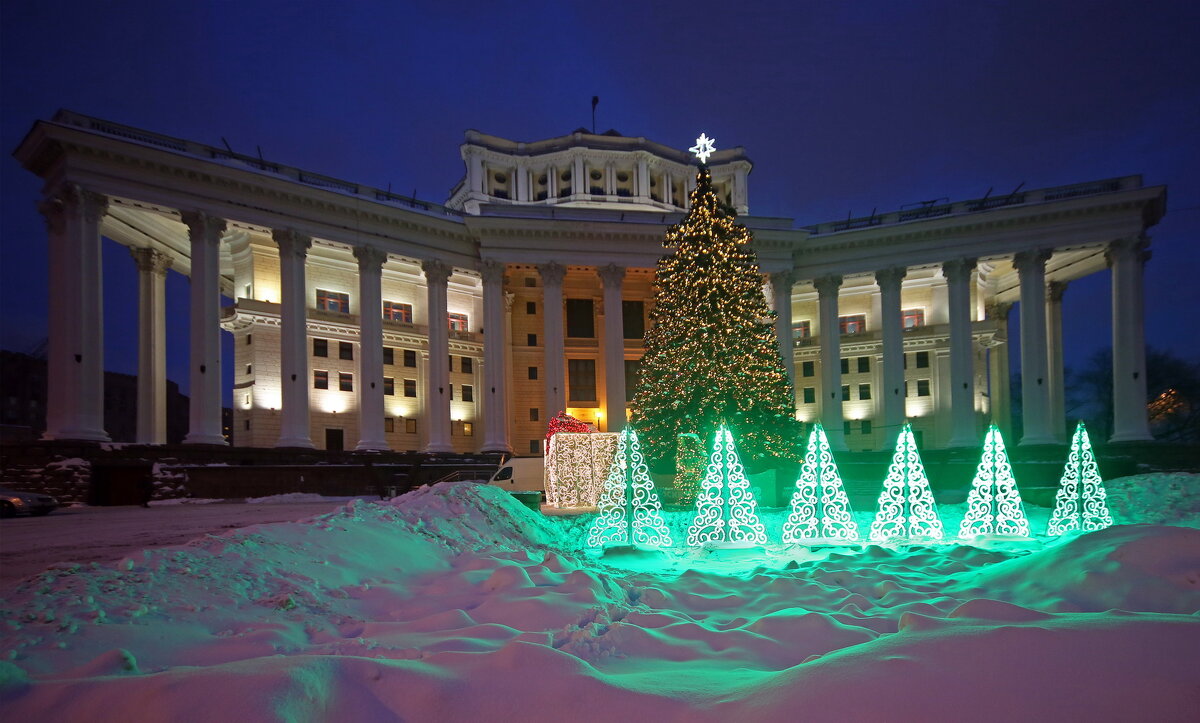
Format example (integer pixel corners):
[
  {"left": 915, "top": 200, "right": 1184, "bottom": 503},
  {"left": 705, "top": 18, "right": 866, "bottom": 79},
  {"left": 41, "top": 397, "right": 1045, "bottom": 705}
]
[
  {"left": 586, "top": 427, "right": 673, "bottom": 548},
  {"left": 869, "top": 423, "right": 944, "bottom": 543},
  {"left": 686, "top": 426, "right": 767, "bottom": 546},
  {"left": 958, "top": 425, "right": 1031, "bottom": 538},
  {"left": 1047, "top": 421, "right": 1113, "bottom": 536},
  {"left": 782, "top": 423, "right": 860, "bottom": 543}
]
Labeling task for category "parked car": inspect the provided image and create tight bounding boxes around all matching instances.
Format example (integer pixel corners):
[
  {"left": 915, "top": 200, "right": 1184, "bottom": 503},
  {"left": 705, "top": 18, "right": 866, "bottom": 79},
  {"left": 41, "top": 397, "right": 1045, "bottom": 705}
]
[{"left": 0, "top": 487, "right": 59, "bottom": 517}]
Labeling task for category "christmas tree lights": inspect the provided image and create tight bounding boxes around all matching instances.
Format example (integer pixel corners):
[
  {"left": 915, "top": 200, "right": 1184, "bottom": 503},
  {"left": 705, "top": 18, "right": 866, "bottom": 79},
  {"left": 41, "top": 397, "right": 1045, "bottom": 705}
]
[
  {"left": 782, "top": 423, "right": 860, "bottom": 543},
  {"left": 674, "top": 433, "right": 705, "bottom": 506},
  {"left": 958, "top": 425, "right": 1030, "bottom": 538},
  {"left": 686, "top": 426, "right": 768, "bottom": 546},
  {"left": 869, "top": 423, "right": 945, "bottom": 543},
  {"left": 586, "top": 427, "right": 673, "bottom": 548},
  {"left": 629, "top": 146, "right": 801, "bottom": 466},
  {"left": 1047, "top": 421, "right": 1114, "bottom": 535}
]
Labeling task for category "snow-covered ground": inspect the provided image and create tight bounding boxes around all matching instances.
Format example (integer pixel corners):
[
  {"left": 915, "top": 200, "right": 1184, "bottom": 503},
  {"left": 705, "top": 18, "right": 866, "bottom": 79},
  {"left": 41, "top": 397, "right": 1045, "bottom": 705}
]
[{"left": 2, "top": 476, "right": 1199, "bottom": 720}]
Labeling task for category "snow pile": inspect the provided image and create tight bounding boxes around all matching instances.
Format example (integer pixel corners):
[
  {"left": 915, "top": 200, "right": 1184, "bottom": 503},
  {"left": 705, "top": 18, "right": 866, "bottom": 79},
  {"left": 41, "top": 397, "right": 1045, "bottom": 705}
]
[
  {"left": 2, "top": 481, "right": 1199, "bottom": 720},
  {"left": 1106, "top": 472, "right": 1200, "bottom": 527}
]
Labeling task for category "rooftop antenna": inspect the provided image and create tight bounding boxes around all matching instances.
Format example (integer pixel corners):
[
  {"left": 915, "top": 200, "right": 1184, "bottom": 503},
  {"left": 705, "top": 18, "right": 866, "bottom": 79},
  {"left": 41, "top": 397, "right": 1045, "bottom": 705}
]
[
  {"left": 256, "top": 144, "right": 266, "bottom": 170},
  {"left": 1006, "top": 181, "right": 1026, "bottom": 203},
  {"left": 221, "top": 137, "right": 235, "bottom": 155},
  {"left": 591, "top": 96, "right": 599, "bottom": 134}
]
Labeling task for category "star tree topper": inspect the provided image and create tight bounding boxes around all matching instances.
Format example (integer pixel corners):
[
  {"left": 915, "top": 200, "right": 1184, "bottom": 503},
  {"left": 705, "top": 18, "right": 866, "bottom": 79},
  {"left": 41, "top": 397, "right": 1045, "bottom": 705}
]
[{"left": 689, "top": 132, "right": 716, "bottom": 163}]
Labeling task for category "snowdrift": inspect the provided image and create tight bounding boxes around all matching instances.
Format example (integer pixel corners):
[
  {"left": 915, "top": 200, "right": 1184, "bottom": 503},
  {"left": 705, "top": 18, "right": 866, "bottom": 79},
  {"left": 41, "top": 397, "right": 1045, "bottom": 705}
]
[{"left": 2, "top": 482, "right": 1199, "bottom": 721}]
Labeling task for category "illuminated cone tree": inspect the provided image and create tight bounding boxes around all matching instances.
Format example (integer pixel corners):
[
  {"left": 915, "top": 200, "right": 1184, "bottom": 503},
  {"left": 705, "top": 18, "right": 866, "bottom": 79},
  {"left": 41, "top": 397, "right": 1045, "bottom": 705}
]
[
  {"left": 686, "top": 426, "right": 768, "bottom": 546},
  {"left": 1047, "top": 421, "right": 1114, "bottom": 535},
  {"left": 869, "top": 423, "right": 945, "bottom": 542},
  {"left": 958, "top": 425, "right": 1030, "bottom": 538},
  {"left": 782, "top": 423, "right": 860, "bottom": 543},
  {"left": 630, "top": 136, "right": 800, "bottom": 466},
  {"left": 586, "top": 427, "right": 673, "bottom": 548}
]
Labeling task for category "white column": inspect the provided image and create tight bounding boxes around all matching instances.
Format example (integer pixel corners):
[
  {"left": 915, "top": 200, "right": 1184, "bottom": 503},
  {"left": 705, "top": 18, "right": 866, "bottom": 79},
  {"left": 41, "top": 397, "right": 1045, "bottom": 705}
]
[
  {"left": 182, "top": 211, "right": 227, "bottom": 445},
  {"left": 131, "top": 247, "right": 173, "bottom": 444},
  {"left": 1108, "top": 237, "right": 1153, "bottom": 442},
  {"left": 1046, "top": 281, "right": 1067, "bottom": 443},
  {"left": 1013, "top": 249, "right": 1054, "bottom": 445},
  {"left": 875, "top": 267, "right": 906, "bottom": 448},
  {"left": 663, "top": 171, "right": 673, "bottom": 205},
  {"left": 572, "top": 157, "right": 585, "bottom": 195},
  {"left": 40, "top": 185, "right": 109, "bottom": 441},
  {"left": 481, "top": 260, "right": 512, "bottom": 453},
  {"left": 468, "top": 155, "right": 484, "bottom": 194},
  {"left": 273, "top": 228, "right": 313, "bottom": 448},
  {"left": 354, "top": 245, "right": 388, "bottom": 451},
  {"left": 599, "top": 264, "right": 627, "bottom": 432},
  {"left": 636, "top": 158, "right": 650, "bottom": 201},
  {"left": 539, "top": 262, "right": 567, "bottom": 416},
  {"left": 944, "top": 257, "right": 978, "bottom": 447},
  {"left": 422, "top": 259, "right": 454, "bottom": 452},
  {"left": 770, "top": 271, "right": 796, "bottom": 388},
  {"left": 986, "top": 302, "right": 1014, "bottom": 440},
  {"left": 815, "top": 274, "right": 846, "bottom": 451}
]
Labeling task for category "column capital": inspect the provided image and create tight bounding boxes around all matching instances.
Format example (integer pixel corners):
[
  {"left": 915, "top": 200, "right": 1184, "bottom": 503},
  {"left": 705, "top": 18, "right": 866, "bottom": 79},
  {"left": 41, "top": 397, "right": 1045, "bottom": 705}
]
[
  {"left": 353, "top": 244, "right": 388, "bottom": 273},
  {"left": 813, "top": 274, "right": 843, "bottom": 296},
  {"left": 503, "top": 291, "right": 515, "bottom": 310},
  {"left": 37, "top": 197, "right": 66, "bottom": 235},
  {"left": 421, "top": 258, "right": 452, "bottom": 285},
  {"left": 538, "top": 261, "right": 566, "bottom": 286},
  {"left": 1012, "top": 248, "right": 1052, "bottom": 275},
  {"left": 1046, "top": 280, "right": 1068, "bottom": 303},
  {"left": 768, "top": 269, "right": 795, "bottom": 289},
  {"left": 941, "top": 257, "right": 978, "bottom": 281},
  {"left": 271, "top": 228, "right": 311, "bottom": 258},
  {"left": 181, "top": 211, "right": 227, "bottom": 243},
  {"left": 985, "top": 301, "right": 1013, "bottom": 319},
  {"left": 874, "top": 266, "right": 907, "bottom": 289},
  {"left": 597, "top": 263, "right": 626, "bottom": 289},
  {"left": 480, "top": 259, "right": 506, "bottom": 286},
  {"left": 130, "top": 246, "right": 174, "bottom": 276},
  {"left": 1105, "top": 236, "right": 1150, "bottom": 267}
]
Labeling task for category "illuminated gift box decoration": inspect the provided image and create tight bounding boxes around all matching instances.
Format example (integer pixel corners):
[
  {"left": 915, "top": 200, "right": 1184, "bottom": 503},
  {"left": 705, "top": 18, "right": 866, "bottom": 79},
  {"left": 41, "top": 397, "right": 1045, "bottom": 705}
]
[{"left": 545, "top": 432, "right": 619, "bottom": 508}]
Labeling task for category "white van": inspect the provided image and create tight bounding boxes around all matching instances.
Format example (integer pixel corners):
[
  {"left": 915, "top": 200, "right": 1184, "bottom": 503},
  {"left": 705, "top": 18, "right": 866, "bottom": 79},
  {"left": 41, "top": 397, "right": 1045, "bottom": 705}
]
[{"left": 489, "top": 456, "right": 545, "bottom": 493}]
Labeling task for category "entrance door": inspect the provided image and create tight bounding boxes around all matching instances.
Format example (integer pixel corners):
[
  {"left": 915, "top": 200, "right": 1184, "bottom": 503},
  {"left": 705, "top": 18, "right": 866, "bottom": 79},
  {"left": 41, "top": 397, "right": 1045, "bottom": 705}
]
[{"left": 326, "top": 428, "right": 344, "bottom": 451}]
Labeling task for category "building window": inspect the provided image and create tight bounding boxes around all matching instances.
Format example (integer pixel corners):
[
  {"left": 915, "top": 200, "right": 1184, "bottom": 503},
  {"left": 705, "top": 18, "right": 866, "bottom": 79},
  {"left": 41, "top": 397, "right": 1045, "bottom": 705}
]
[
  {"left": 528, "top": 333, "right": 538, "bottom": 346},
  {"left": 405, "top": 418, "right": 417, "bottom": 434},
  {"left": 524, "top": 277, "right": 537, "bottom": 288},
  {"left": 903, "top": 309, "right": 925, "bottom": 329},
  {"left": 530, "top": 439, "right": 541, "bottom": 454},
  {"left": 384, "top": 418, "right": 395, "bottom": 433},
  {"left": 526, "top": 301, "right": 536, "bottom": 314},
  {"left": 246, "top": 334, "right": 252, "bottom": 346},
  {"left": 448, "top": 384, "right": 454, "bottom": 400},
  {"left": 339, "top": 373, "right": 353, "bottom": 392},
  {"left": 624, "top": 359, "right": 640, "bottom": 402},
  {"left": 462, "top": 422, "right": 474, "bottom": 437},
  {"left": 857, "top": 356, "right": 870, "bottom": 373},
  {"left": 383, "top": 347, "right": 394, "bottom": 365},
  {"left": 862, "top": 419, "right": 873, "bottom": 434},
  {"left": 245, "top": 364, "right": 252, "bottom": 375},
  {"left": 244, "top": 419, "right": 251, "bottom": 431},
  {"left": 802, "top": 361, "right": 815, "bottom": 377},
  {"left": 859, "top": 384, "right": 872, "bottom": 400},
  {"left": 566, "top": 299, "right": 595, "bottom": 338},
  {"left": 839, "top": 314, "right": 867, "bottom": 335},
  {"left": 568, "top": 359, "right": 597, "bottom": 402},
  {"left": 313, "top": 338, "right": 328, "bottom": 357},
  {"left": 917, "top": 379, "right": 931, "bottom": 396},
  {"left": 317, "top": 289, "right": 349, "bottom": 313},
  {"left": 448, "top": 312, "right": 469, "bottom": 331},
  {"left": 623, "top": 300, "right": 645, "bottom": 339},
  {"left": 530, "top": 408, "right": 539, "bottom": 421},
  {"left": 803, "top": 387, "right": 815, "bottom": 404},
  {"left": 916, "top": 351, "right": 930, "bottom": 368},
  {"left": 404, "top": 379, "right": 417, "bottom": 397},
  {"left": 404, "top": 349, "right": 417, "bottom": 367},
  {"left": 462, "top": 385, "right": 474, "bottom": 402},
  {"left": 384, "top": 301, "right": 413, "bottom": 323},
  {"left": 905, "top": 380, "right": 910, "bottom": 397},
  {"left": 793, "top": 320, "right": 811, "bottom": 338},
  {"left": 449, "top": 356, "right": 455, "bottom": 372},
  {"left": 841, "top": 384, "right": 850, "bottom": 401},
  {"left": 528, "top": 366, "right": 538, "bottom": 380},
  {"left": 462, "top": 357, "right": 473, "bottom": 374},
  {"left": 840, "top": 358, "right": 850, "bottom": 374},
  {"left": 384, "top": 377, "right": 395, "bottom": 396},
  {"left": 844, "top": 420, "right": 852, "bottom": 436},
  {"left": 339, "top": 341, "right": 354, "bottom": 361},
  {"left": 314, "top": 370, "right": 329, "bottom": 389}
]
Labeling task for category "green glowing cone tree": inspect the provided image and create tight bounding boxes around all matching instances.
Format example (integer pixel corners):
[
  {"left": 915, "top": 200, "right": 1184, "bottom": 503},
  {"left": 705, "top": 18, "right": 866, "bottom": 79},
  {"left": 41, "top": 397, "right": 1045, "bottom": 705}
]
[
  {"left": 630, "top": 165, "right": 800, "bottom": 465},
  {"left": 686, "top": 426, "right": 768, "bottom": 546},
  {"left": 586, "top": 427, "right": 673, "bottom": 548},
  {"left": 869, "top": 423, "right": 945, "bottom": 542},
  {"left": 1047, "top": 421, "right": 1114, "bottom": 535},
  {"left": 782, "top": 423, "right": 860, "bottom": 543},
  {"left": 958, "top": 425, "right": 1031, "bottom": 538}
]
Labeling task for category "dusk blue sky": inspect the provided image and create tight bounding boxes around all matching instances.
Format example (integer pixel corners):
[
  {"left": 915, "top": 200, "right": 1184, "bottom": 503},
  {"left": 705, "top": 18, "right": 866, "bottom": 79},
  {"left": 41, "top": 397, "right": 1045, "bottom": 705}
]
[{"left": 2, "top": 0, "right": 1197, "bottom": 403}]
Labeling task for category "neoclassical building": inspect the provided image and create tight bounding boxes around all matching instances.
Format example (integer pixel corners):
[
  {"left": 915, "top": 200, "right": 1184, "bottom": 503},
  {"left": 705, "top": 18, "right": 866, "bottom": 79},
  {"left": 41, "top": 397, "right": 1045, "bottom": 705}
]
[{"left": 13, "top": 111, "right": 1165, "bottom": 455}]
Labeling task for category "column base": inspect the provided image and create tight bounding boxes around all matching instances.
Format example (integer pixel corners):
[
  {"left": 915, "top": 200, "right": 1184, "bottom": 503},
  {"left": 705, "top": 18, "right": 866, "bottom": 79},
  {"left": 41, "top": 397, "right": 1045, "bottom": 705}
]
[
  {"left": 1109, "top": 430, "right": 1153, "bottom": 443},
  {"left": 355, "top": 439, "right": 391, "bottom": 452},
  {"left": 423, "top": 442, "right": 455, "bottom": 454},
  {"left": 274, "top": 437, "right": 314, "bottom": 449},
  {"left": 42, "top": 428, "right": 111, "bottom": 443},
  {"left": 183, "top": 434, "right": 229, "bottom": 446},
  {"left": 1018, "top": 434, "right": 1058, "bottom": 447},
  {"left": 946, "top": 434, "right": 979, "bottom": 449},
  {"left": 481, "top": 442, "right": 514, "bottom": 454}
]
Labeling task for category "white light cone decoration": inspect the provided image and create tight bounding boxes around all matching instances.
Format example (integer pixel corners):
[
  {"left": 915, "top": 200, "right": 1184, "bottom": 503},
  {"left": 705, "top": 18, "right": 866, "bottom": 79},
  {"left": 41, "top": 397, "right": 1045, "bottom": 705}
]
[
  {"left": 1047, "top": 421, "right": 1114, "bottom": 535},
  {"left": 782, "top": 423, "right": 859, "bottom": 543},
  {"left": 686, "top": 426, "right": 768, "bottom": 546},
  {"left": 958, "top": 425, "right": 1030, "bottom": 538},
  {"left": 869, "top": 423, "right": 945, "bottom": 543},
  {"left": 586, "top": 427, "right": 673, "bottom": 548}
]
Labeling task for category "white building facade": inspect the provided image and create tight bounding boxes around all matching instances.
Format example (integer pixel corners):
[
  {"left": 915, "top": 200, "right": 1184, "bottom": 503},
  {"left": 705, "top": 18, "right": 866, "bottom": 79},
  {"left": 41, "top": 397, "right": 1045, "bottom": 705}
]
[{"left": 14, "top": 112, "right": 1166, "bottom": 455}]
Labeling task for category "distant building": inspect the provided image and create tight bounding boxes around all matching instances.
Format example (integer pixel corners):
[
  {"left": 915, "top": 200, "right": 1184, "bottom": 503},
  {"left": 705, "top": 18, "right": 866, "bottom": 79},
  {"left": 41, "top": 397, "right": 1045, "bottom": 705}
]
[{"left": 11, "top": 111, "right": 1165, "bottom": 454}]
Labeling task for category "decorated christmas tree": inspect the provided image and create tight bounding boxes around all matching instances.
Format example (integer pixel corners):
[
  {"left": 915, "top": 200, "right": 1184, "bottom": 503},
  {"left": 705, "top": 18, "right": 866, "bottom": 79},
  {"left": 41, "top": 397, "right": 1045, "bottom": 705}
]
[
  {"left": 686, "top": 425, "right": 768, "bottom": 546},
  {"left": 1047, "top": 421, "right": 1114, "bottom": 535},
  {"left": 782, "top": 423, "right": 859, "bottom": 543},
  {"left": 958, "top": 425, "right": 1030, "bottom": 538},
  {"left": 674, "top": 433, "right": 706, "bottom": 506},
  {"left": 869, "top": 423, "right": 945, "bottom": 542},
  {"left": 586, "top": 427, "right": 673, "bottom": 548},
  {"left": 630, "top": 134, "right": 801, "bottom": 466}
]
